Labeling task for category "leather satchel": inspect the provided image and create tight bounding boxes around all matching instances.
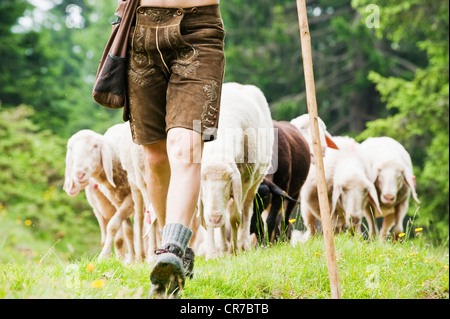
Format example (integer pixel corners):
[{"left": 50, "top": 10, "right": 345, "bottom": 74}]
[{"left": 92, "top": 0, "right": 139, "bottom": 112}]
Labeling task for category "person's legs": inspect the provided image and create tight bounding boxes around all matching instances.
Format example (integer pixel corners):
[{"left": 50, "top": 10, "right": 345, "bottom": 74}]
[
  {"left": 148, "top": 128, "right": 203, "bottom": 298},
  {"left": 129, "top": 5, "right": 225, "bottom": 298}
]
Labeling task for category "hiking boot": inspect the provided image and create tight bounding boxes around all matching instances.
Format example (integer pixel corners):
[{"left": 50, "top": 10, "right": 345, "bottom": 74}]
[
  {"left": 149, "top": 223, "right": 193, "bottom": 299},
  {"left": 149, "top": 244, "right": 185, "bottom": 299}
]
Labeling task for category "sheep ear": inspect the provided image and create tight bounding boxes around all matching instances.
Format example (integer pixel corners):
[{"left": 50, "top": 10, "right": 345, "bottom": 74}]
[
  {"left": 230, "top": 163, "right": 243, "bottom": 213},
  {"left": 63, "top": 148, "right": 73, "bottom": 192},
  {"left": 100, "top": 141, "right": 116, "bottom": 188},
  {"left": 367, "top": 182, "right": 383, "bottom": 216},
  {"left": 404, "top": 174, "right": 420, "bottom": 204},
  {"left": 330, "top": 185, "right": 341, "bottom": 216},
  {"left": 197, "top": 188, "right": 207, "bottom": 230},
  {"left": 325, "top": 132, "right": 339, "bottom": 150}
]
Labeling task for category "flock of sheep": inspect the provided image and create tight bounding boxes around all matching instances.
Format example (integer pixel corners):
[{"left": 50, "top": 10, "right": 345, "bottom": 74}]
[{"left": 63, "top": 82, "right": 420, "bottom": 263}]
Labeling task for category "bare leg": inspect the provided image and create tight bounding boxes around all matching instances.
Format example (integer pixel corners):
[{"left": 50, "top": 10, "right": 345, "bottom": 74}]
[
  {"left": 142, "top": 140, "right": 170, "bottom": 232},
  {"left": 165, "top": 128, "right": 203, "bottom": 227}
]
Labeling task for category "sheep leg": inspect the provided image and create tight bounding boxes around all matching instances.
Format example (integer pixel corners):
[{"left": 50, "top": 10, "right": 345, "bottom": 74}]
[
  {"left": 122, "top": 218, "right": 135, "bottom": 263},
  {"left": 363, "top": 208, "right": 378, "bottom": 240},
  {"left": 228, "top": 198, "right": 240, "bottom": 255},
  {"left": 392, "top": 200, "right": 409, "bottom": 241},
  {"left": 99, "top": 195, "right": 134, "bottom": 261},
  {"left": 130, "top": 186, "right": 145, "bottom": 262},
  {"left": 114, "top": 226, "right": 126, "bottom": 260},
  {"left": 250, "top": 203, "right": 266, "bottom": 244},
  {"left": 379, "top": 213, "right": 395, "bottom": 241},
  {"left": 145, "top": 221, "right": 159, "bottom": 264},
  {"left": 217, "top": 225, "right": 228, "bottom": 256},
  {"left": 205, "top": 225, "right": 217, "bottom": 260},
  {"left": 266, "top": 196, "right": 282, "bottom": 243},
  {"left": 97, "top": 215, "right": 108, "bottom": 248},
  {"left": 282, "top": 200, "right": 299, "bottom": 241},
  {"left": 302, "top": 208, "right": 316, "bottom": 241},
  {"left": 238, "top": 183, "right": 261, "bottom": 251}
]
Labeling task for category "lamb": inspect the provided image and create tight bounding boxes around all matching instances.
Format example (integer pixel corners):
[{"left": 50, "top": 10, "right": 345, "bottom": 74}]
[
  {"left": 293, "top": 141, "right": 382, "bottom": 243},
  {"left": 250, "top": 120, "right": 311, "bottom": 244},
  {"left": 290, "top": 114, "right": 338, "bottom": 162},
  {"left": 199, "top": 82, "right": 274, "bottom": 259},
  {"left": 63, "top": 128, "right": 136, "bottom": 261},
  {"left": 359, "top": 137, "right": 420, "bottom": 240},
  {"left": 84, "top": 178, "right": 127, "bottom": 259}
]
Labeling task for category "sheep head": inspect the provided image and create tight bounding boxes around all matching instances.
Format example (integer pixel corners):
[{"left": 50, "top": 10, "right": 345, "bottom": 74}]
[
  {"left": 290, "top": 114, "right": 338, "bottom": 162},
  {"left": 63, "top": 130, "right": 115, "bottom": 197},
  {"left": 200, "top": 162, "right": 242, "bottom": 227},
  {"left": 331, "top": 175, "right": 382, "bottom": 229},
  {"left": 374, "top": 161, "right": 420, "bottom": 205}
]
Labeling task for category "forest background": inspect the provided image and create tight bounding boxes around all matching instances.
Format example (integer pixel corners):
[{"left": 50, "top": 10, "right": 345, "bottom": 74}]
[{"left": 0, "top": 0, "right": 448, "bottom": 262}]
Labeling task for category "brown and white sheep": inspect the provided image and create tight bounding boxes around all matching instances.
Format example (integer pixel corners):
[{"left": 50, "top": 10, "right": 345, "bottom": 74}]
[{"left": 63, "top": 129, "right": 135, "bottom": 261}]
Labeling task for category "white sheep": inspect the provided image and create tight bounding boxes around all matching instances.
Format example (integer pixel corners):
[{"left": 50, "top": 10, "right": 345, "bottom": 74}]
[
  {"left": 199, "top": 82, "right": 274, "bottom": 259},
  {"left": 290, "top": 114, "right": 338, "bottom": 162},
  {"left": 293, "top": 142, "right": 382, "bottom": 243},
  {"left": 63, "top": 129, "right": 136, "bottom": 261},
  {"left": 359, "top": 137, "right": 420, "bottom": 240}
]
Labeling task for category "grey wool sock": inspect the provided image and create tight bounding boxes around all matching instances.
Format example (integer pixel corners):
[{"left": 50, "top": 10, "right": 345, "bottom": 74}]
[{"left": 161, "top": 223, "right": 193, "bottom": 254}]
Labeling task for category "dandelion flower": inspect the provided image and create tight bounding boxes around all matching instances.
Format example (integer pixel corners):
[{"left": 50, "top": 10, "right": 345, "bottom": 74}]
[
  {"left": 314, "top": 252, "right": 319, "bottom": 256},
  {"left": 398, "top": 233, "right": 406, "bottom": 238},
  {"left": 86, "top": 263, "right": 95, "bottom": 272},
  {"left": 24, "top": 220, "right": 32, "bottom": 226},
  {"left": 91, "top": 279, "right": 106, "bottom": 288},
  {"left": 289, "top": 219, "right": 296, "bottom": 224},
  {"left": 415, "top": 227, "right": 423, "bottom": 232}
]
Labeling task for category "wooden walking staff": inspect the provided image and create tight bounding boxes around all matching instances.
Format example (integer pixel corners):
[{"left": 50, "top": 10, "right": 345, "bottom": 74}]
[{"left": 296, "top": 0, "right": 342, "bottom": 299}]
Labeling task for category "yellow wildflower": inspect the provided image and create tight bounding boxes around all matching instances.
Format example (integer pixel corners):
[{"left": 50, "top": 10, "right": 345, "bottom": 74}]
[
  {"left": 314, "top": 252, "right": 319, "bottom": 256},
  {"left": 86, "top": 263, "right": 95, "bottom": 272},
  {"left": 398, "top": 233, "right": 406, "bottom": 238},
  {"left": 289, "top": 219, "right": 296, "bottom": 224},
  {"left": 91, "top": 279, "right": 106, "bottom": 288},
  {"left": 415, "top": 227, "right": 423, "bottom": 232},
  {"left": 24, "top": 220, "right": 32, "bottom": 226}
]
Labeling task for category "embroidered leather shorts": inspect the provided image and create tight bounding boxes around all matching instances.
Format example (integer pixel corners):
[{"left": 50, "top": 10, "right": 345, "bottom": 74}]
[{"left": 126, "top": 4, "right": 226, "bottom": 145}]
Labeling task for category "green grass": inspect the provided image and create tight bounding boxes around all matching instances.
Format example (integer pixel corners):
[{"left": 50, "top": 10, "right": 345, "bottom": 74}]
[{"left": 0, "top": 234, "right": 448, "bottom": 299}]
